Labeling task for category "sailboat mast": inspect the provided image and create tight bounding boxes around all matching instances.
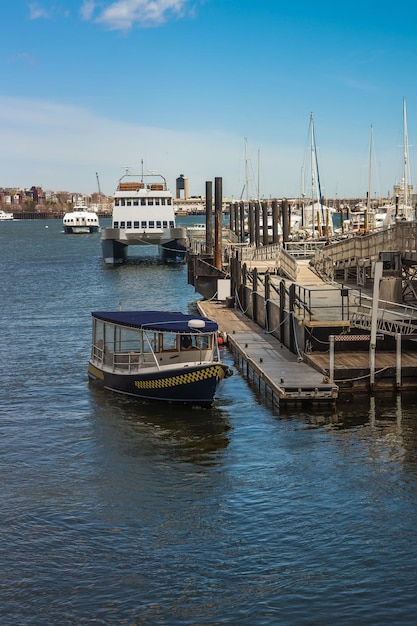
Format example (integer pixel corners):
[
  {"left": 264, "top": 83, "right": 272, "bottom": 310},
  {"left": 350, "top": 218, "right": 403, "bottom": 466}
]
[
  {"left": 310, "top": 114, "right": 316, "bottom": 237},
  {"left": 309, "top": 113, "right": 325, "bottom": 236},
  {"left": 367, "top": 125, "right": 373, "bottom": 212},
  {"left": 403, "top": 97, "right": 409, "bottom": 208},
  {"left": 244, "top": 137, "right": 249, "bottom": 201}
]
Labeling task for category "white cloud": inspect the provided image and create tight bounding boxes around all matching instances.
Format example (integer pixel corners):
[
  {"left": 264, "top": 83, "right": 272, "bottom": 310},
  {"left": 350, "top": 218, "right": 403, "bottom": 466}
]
[
  {"left": 0, "top": 96, "right": 394, "bottom": 199},
  {"left": 92, "top": 0, "right": 191, "bottom": 31},
  {"left": 80, "top": 0, "right": 96, "bottom": 21},
  {"left": 28, "top": 2, "right": 51, "bottom": 20},
  {"left": 0, "top": 96, "right": 245, "bottom": 196}
]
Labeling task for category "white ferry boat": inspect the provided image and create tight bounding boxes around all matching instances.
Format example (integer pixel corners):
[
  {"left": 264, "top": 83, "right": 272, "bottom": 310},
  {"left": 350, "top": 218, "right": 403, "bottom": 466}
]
[
  {"left": 63, "top": 205, "right": 100, "bottom": 234},
  {"left": 0, "top": 209, "right": 14, "bottom": 221},
  {"left": 101, "top": 168, "right": 188, "bottom": 265}
]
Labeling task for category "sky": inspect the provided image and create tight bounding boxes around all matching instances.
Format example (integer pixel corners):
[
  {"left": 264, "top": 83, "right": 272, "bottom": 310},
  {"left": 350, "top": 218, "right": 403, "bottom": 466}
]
[{"left": 2, "top": 1, "right": 417, "bottom": 200}]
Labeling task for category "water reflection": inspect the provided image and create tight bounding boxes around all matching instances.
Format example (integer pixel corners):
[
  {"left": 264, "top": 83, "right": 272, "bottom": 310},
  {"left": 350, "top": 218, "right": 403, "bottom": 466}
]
[{"left": 88, "top": 385, "right": 231, "bottom": 466}]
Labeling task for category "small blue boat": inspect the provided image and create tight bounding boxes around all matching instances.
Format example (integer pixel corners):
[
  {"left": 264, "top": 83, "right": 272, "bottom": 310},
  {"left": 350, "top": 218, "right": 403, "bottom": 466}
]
[{"left": 88, "top": 310, "right": 232, "bottom": 406}]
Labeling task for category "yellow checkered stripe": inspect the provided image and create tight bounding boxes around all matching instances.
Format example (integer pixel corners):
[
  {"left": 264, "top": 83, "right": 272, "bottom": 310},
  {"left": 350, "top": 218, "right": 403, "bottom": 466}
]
[
  {"left": 88, "top": 363, "right": 104, "bottom": 380},
  {"left": 134, "top": 365, "right": 224, "bottom": 390}
]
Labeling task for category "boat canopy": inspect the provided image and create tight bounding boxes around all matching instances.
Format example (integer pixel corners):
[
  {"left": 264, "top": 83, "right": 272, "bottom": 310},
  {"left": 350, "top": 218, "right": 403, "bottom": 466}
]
[{"left": 91, "top": 310, "right": 218, "bottom": 333}]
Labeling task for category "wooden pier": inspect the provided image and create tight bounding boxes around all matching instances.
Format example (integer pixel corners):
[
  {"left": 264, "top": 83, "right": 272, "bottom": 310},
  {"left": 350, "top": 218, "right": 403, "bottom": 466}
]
[
  {"left": 188, "top": 192, "right": 417, "bottom": 400},
  {"left": 197, "top": 300, "right": 338, "bottom": 406}
]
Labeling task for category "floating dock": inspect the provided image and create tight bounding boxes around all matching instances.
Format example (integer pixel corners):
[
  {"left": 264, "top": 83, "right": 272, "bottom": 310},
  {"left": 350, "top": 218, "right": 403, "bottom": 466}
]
[{"left": 197, "top": 300, "right": 338, "bottom": 406}]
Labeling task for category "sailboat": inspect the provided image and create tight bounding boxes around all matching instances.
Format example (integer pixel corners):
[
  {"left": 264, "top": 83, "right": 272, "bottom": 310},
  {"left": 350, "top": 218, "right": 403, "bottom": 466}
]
[
  {"left": 292, "top": 113, "right": 335, "bottom": 240},
  {"left": 376, "top": 98, "right": 416, "bottom": 225}
]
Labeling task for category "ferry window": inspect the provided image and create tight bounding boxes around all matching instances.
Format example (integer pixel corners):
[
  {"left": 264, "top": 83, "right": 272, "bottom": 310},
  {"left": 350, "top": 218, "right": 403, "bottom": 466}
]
[
  {"left": 120, "top": 221, "right": 126, "bottom": 228},
  {"left": 162, "top": 332, "right": 177, "bottom": 351},
  {"left": 143, "top": 332, "right": 158, "bottom": 353},
  {"left": 141, "top": 221, "right": 147, "bottom": 228},
  {"left": 121, "top": 199, "right": 125, "bottom": 206},
  {"left": 113, "top": 221, "right": 119, "bottom": 227},
  {"left": 115, "top": 199, "right": 120, "bottom": 206},
  {"left": 127, "top": 200, "right": 131, "bottom": 206},
  {"left": 117, "top": 327, "right": 141, "bottom": 353},
  {"left": 181, "top": 335, "right": 196, "bottom": 350},
  {"left": 155, "top": 199, "right": 160, "bottom": 205},
  {"left": 133, "top": 200, "right": 138, "bottom": 206},
  {"left": 149, "top": 221, "right": 155, "bottom": 228},
  {"left": 169, "top": 221, "right": 174, "bottom": 227},
  {"left": 161, "top": 199, "right": 165, "bottom": 205},
  {"left": 156, "top": 221, "right": 161, "bottom": 228},
  {"left": 141, "top": 199, "right": 146, "bottom": 206},
  {"left": 127, "top": 221, "right": 132, "bottom": 228},
  {"left": 134, "top": 221, "right": 139, "bottom": 228},
  {"left": 148, "top": 199, "right": 154, "bottom": 206},
  {"left": 167, "top": 199, "right": 172, "bottom": 205},
  {"left": 195, "top": 335, "right": 210, "bottom": 349},
  {"left": 163, "top": 221, "right": 168, "bottom": 228}
]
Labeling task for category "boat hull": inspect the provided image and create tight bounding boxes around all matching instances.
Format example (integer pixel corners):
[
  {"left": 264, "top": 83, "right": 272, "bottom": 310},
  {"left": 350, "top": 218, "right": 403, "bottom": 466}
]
[
  {"left": 101, "top": 227, "right": 188, "bottom": 265},
  {"left": 88, "top": 361, "right": 227, "bottom": 406},
  {"left": 64, "top": 225, "right": 100, "bottom": 234}
]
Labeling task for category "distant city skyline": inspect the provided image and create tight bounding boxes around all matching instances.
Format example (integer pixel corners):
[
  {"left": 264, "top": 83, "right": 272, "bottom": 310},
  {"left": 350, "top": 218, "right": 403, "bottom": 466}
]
[{"left": 2, "top": 1, "right": 417, "bottom": 200}]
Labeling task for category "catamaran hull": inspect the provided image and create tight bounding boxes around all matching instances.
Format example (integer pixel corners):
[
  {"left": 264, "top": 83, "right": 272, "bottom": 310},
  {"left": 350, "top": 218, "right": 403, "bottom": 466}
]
[
  {"left": 88, "top": 361, "right": 228, "bottom": 406},
  {"left": 101, "top": 227, "right": 188, "bottom": 265},
  {"left": 64, "top": 225, "right": 100, "bottom": 234}
]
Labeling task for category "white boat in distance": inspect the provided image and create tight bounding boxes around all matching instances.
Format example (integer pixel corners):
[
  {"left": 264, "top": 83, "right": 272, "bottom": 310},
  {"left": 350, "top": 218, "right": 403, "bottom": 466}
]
[
  {"left": 101, "top": 167, "right": 188, "bottom": 265},
  {"left": 63, "top": 205, "right": 100, "bottom": 234},
  {"left": 0, "top": 209, "right": 14, "bottom": 221}
]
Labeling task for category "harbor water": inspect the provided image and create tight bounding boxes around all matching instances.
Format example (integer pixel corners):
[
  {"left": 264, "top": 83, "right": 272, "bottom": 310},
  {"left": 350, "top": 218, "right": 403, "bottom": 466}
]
[{"left": 1, "top": 218, "right": 417, "bottom": 625}]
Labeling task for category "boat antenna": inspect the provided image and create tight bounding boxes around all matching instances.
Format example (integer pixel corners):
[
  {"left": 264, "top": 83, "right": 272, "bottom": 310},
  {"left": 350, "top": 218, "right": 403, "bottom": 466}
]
[{"left": 141, "top": 158, "right": 144, "bottom": 183}]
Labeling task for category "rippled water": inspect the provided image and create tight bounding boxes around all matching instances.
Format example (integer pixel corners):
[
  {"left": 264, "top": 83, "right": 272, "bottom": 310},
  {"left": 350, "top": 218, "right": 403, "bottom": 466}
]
[{"left": 1, "top": 219, "right": 417, "bottom": 625}]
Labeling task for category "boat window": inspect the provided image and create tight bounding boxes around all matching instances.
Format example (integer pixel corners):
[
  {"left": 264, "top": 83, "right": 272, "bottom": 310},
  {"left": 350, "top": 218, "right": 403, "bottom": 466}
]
[
  {"left": 169, "top": 221, "right": 174, "bottom": 227},
  {"left": 115, "top": 199, "right": 119, "bottom": 206},
  {"left": 155, "top": 199, "right": 160, "bottom": 205},
  {"left": 195, "top": 335, "right": 211, "bottom": 349},
  {"left": 141, "top": 221, "right": 147, "bottom": 228},
  {"left": 120, "top": 221, "right": 126, "bottom": 228},
  {"left": 143, "top": 331, "right": 158, "bottom": 353},
  {"left": 156, "top": 221, "right": 161, "bottom": 228},
  {"left": 161, "top": 332, "right": 177, "bottom": 351},
  {"left": 115, "top": 326, "right": 141, "bottom": 353},
  {"left": 148, "top": 199, "right": 154, "bottom": 206},
  {"left": 121, "top": 199, "right": 126, "bottom": 206},
  {"left": 113, "top": 221, "right": 119, "bottom": 228},
  {"left": 149, "top": 221, "right": 155, "bottom": 228},
  {"left": 161, "top": 199, "right": 165, "bottom": 206},
  {"left": 126, "top": 200, "right": 131, "bottom": 206},
  {"left": 180, "top": 334, "right": 196, "bottom": 350},
  {"left": 141, "top": 199, "right": 146, "bottom": 206},
  {"left": 167, "top": 199, "right": 172, "bottom": 205},
  {"left": 127, "top": 221, "right": 132, "bottom": 228},
  {"left": 163, "top": 221, "right": 168, "bottom": 228},
  {"left": 134, "top": 221, "right": 139, "bottom": 228},
  {"left": 133, "top": 200, "right": 138, "bottom": 206}
]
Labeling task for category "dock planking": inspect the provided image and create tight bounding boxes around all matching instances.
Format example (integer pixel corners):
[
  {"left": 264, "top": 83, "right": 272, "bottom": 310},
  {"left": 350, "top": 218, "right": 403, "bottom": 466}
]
[{"left": 197, "top": 300, "right": 338, "bottom": 406}]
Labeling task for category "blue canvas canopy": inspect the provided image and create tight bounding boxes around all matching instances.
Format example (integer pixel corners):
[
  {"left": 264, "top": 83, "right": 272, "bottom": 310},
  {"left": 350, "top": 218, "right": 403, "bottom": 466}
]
[{"left": 92, "top": 310, "right": 218, "bottom": 333}]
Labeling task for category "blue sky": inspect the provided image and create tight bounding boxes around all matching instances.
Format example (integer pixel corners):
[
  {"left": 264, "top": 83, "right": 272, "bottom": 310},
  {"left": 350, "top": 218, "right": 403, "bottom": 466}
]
[{"left": 2, "top": 1, "right": 417, "bottom": 199}]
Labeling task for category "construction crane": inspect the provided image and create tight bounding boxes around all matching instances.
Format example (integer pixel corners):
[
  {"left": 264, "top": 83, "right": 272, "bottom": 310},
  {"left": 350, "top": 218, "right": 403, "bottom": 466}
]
[
  {"left": 96, "top": 172, "right": 102, "bottom": 196},
  {"left": 96, "top": 172, "right": 102, "bottom": 212}
]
